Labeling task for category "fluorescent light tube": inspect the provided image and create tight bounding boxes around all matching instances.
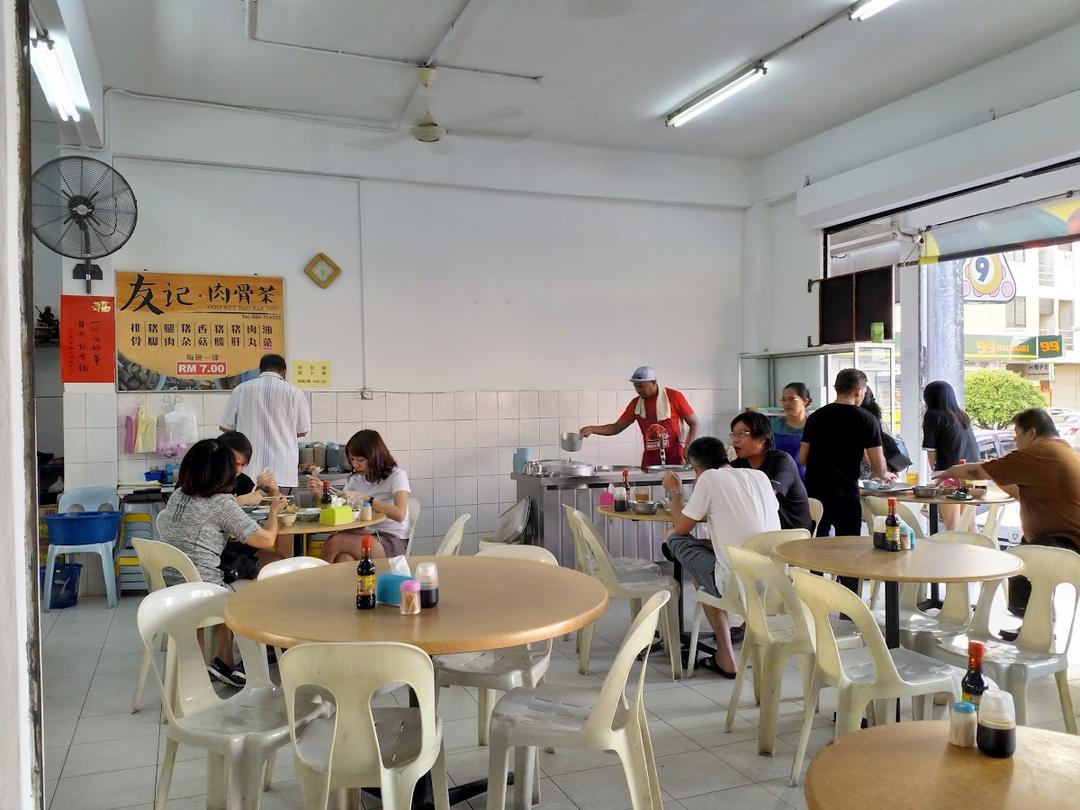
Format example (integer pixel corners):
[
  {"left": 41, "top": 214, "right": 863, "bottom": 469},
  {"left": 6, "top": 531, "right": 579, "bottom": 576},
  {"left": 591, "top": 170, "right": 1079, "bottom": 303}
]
[
  {"left": 666, "top": 63, "right": 766, "bottom": 128},
  {"left": 29, "top": 30, "right": 80, "bottom": 122},
  {"left": 849, "top": 0, "right": 904, "bottom": 21}
]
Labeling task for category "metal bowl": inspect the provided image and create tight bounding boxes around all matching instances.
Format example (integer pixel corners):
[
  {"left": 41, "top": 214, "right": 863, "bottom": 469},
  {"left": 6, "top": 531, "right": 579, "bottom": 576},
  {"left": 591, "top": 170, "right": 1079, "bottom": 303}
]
[
  {"left": 632, "top": 501, "right": 659, "bottom": 515},
  {"left": 560, "top": 431, "right": 583, "bottom": 452},
  {"left": 297, "top": 508, "right": 322, "bottom": 522},
  {"left": 912, "top": 485, "right": 940, "bottom": 499}
]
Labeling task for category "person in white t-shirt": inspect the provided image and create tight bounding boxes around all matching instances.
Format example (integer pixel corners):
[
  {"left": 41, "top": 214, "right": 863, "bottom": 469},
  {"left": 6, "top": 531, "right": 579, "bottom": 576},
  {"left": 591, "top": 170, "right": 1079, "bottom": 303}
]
[
  {"left": 663, "top": 436, "right": 780, "bottom": 678},
  {"left": 308, "top": 430, "right": 412, "bottom": 559}
]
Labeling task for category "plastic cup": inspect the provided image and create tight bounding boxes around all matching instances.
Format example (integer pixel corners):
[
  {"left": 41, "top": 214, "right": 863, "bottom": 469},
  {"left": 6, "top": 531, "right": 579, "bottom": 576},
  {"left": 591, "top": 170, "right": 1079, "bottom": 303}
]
[{"left": 906, "top": 472, "right": 919, "bottom": 485}]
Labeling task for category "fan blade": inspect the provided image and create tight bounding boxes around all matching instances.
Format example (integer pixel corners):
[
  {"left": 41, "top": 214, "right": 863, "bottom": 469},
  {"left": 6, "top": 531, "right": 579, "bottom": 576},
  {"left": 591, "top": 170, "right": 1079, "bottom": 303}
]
[{"left": 447, "top": 126, "right": 534, "bottom": 143}]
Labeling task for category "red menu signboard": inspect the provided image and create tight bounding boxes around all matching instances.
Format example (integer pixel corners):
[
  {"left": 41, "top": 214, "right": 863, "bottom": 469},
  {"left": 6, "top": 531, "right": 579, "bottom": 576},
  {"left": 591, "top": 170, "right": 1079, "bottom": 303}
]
[{"left": 60, "top": 295, "right": 116, "bottom": 383}]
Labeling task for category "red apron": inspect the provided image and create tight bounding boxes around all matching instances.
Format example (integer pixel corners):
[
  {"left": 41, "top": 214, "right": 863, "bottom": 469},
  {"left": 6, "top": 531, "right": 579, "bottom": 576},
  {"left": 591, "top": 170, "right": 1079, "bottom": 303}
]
[{"left": 633, "top": 398, "right": 684, "bottom": 468}]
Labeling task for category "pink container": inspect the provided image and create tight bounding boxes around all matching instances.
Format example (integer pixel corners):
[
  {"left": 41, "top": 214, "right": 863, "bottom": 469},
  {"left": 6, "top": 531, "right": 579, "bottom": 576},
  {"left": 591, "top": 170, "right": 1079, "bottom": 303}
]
[{"left": 598, "top": 491, "right": 615, "bottom": 508}]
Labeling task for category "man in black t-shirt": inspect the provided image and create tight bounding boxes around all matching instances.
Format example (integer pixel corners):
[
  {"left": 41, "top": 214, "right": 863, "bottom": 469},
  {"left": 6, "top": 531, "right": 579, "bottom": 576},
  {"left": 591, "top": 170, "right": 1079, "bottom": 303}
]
[
  {"left": 800, "top": 369, "right": 892, "bottom": 589},
  {"left": 730, "top": 411, "right": 811, "bottom": 531}
]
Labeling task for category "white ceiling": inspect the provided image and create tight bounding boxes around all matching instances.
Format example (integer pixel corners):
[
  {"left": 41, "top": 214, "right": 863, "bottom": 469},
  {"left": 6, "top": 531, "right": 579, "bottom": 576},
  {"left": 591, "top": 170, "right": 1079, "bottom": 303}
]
[{"left": 80, "top": 0, "right": 1080, "bottom": 158}]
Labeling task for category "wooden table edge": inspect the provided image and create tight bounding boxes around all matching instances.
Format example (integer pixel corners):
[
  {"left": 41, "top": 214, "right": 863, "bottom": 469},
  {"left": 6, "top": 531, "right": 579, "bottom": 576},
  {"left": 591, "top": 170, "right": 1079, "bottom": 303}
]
[
  {"left": 277, "top": 513, "right": 387, "bottom": 536},
  {"left": 771, "top": 537, "right": 1024, "bottom": 583},
  {"left": 596, "top": 506, "right": 676, "bottom": 523}
]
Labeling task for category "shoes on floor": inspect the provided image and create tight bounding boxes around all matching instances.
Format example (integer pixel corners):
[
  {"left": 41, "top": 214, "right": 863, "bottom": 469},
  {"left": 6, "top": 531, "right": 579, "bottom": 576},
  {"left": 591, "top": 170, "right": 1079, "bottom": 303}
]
[
  {"left": 999, "top": 629, "right": 1020, "bottom": 642},
  {"left": 729, "top": 624, "right": 745, "bottom": 645},
  {"left": 207, "top": 657, "right": 246, "bottom": 688}
]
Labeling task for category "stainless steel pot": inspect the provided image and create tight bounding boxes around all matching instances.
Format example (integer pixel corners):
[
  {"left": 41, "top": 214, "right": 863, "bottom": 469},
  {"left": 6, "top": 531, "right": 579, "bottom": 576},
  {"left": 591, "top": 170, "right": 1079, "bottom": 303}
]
[
  {"left": 523, "top": 459, "right": 594, "bottom": 477},
  {"left": 560, "top": 431, "right": 583, "bottom": 453}
]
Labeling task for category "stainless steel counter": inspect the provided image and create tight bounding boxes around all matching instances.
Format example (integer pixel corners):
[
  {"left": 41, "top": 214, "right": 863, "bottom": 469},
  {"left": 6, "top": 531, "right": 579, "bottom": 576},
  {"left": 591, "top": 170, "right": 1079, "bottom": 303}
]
[{"left": 513, "top": 468, "right": 697, "bottom": 566}]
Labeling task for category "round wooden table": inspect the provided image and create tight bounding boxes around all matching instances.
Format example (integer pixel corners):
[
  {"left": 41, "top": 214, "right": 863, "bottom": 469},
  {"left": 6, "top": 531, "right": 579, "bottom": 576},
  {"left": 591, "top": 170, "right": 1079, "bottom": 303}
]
[
  {"left": 225, "top": 555, "right": 609, "bottom": 653},
  {"left": 772, "top": 537, "right": 1022, "bottom": 648},
  {"left": 596, "top": 505, "right": 676, "bottom": 524},
  {"left": 806, "top": 721, "right": 1079, "bottom": 809},
  {"left": 275, "top": 514, "right": 386, "bottom": 556}
]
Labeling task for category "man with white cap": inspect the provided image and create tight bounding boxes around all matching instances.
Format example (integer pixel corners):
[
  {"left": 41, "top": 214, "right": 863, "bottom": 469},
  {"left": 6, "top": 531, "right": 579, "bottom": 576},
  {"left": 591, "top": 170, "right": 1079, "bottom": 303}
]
[{"left": 580, "top": 366, "right": 698, "bottom": 468}]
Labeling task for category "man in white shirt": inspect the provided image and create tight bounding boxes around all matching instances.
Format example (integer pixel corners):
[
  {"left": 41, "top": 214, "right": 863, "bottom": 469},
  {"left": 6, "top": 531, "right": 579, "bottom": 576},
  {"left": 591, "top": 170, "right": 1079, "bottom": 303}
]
[
  {"left": 663, "top": 436, "right": 780, "bottom": 677},
  {"left": 219, "top": 354, "right": 311, "bottom": 489}
]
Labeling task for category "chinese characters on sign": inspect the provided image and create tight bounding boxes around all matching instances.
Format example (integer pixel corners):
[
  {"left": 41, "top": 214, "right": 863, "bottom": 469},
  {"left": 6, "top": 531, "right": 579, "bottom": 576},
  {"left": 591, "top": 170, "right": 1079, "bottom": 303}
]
[
  {"left": 115, "top": 271, "right": 285, "bottom": 391},
  {"left": 293, "top": 361, "right": 331, "bottom": 389},
  {"left": 60, "top": 296, "right": 116, "bottom": 383}
]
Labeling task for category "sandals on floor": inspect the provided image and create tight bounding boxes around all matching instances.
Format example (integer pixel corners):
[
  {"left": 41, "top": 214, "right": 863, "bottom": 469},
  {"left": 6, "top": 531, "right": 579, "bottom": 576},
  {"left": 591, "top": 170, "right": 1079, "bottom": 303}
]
[{"left": 697, "top": 656, "right": 737, "bottom": 679}]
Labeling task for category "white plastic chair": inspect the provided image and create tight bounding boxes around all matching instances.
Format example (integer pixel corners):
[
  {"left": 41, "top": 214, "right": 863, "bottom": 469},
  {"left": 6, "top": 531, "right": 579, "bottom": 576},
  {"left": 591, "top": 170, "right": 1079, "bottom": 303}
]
[
  {"left": 807, "top": 497, "right": 823, "bottom": 532},
  {"left": 130, "top": 538, "right": 202, "bottom": 714},
  {"left": 725, "top": 546, "right": 861, "bottom": 755},
  {"left": 138, "top": 582, "right": 324, "bottom": 809},
  {"left": 44, "top": 487, "right": 122, "bottom": 610},
  {"left": 435, "top": 513, "right": 472, "bottom": 556},
  {"left": 404, "top": 497, "right": 421, "bottom": 556},
  {"left": 565, "top": 507, "right": 682, "bottom": 681},
  {"left": 279, "top": 641, "right": 451, "bottom": 810},
  {"left": 685, "top": 529, "right": 812, "bottom": 677},
  {"left": 435, "top": 545, "right": 558, "bottom": 746},
  {"left": 257, "top": 557, "right": 330, "bottom": 666},
  {"left": 478, "top": 498, "right": 531, "bottom": 551},
  {"left": 572, "top": 507, "right": 661, "bottom": 578},
  {"left": 927, "top": 544, "right": 1080, "bottom": 733},
  {"left": 788, "top": 570, "right": 962, "bottom": 785},
  {"left": 486, "top": 591, "right": 669, "bottom": 810}
]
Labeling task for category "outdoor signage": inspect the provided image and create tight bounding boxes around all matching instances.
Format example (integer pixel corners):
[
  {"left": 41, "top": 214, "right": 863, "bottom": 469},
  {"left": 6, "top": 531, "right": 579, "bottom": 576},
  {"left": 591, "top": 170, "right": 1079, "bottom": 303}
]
[
  {"left": 962, "top": 254, "right": 1016, "bottom": 303},
  {"left": 964, "top": 334, "right": 1063, "bottom": 361},
  {"left": 115, "top": 271, "right": 285, "bottom": 391},
  {"left": 60, "top": 295, "right": 115, "bottom": 383}
]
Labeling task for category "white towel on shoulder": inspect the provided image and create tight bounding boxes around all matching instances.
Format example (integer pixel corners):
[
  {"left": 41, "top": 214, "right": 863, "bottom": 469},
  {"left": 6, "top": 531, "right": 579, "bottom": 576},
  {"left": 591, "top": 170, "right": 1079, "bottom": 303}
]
[{"left": 634, "top": 386, "right": 671, "bottom": 421}]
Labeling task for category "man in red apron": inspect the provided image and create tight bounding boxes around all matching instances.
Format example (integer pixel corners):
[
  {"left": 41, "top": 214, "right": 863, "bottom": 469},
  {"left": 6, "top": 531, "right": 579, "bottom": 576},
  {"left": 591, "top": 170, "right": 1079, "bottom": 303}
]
[{"left": 580, "top": 366, "right": 698, "bottom": 468}]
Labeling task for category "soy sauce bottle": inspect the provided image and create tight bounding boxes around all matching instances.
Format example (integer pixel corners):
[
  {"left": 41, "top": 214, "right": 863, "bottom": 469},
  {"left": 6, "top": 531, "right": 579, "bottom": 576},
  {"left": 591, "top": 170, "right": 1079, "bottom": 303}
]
[
  {"left": 885, "top": 498, "right": 901, "bottom": 552},
  {"left": 356, "top": 537, "right": 376, "bottom": 610},
  {"left": 320, "top": 480, "right": 333, "bottom": 505},
  {"left": 961, "top": 640, "right": 987, "bottom": 707}
]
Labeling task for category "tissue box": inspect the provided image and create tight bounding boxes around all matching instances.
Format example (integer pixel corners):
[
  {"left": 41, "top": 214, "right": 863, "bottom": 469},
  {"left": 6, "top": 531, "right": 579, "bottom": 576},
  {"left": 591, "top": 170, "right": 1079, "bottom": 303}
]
[
  {"left": 376, "top": 574, "right": 415, "bottom": 606},
  {"left": 319, "top": 505, "right": 354, "bottom": 525}
]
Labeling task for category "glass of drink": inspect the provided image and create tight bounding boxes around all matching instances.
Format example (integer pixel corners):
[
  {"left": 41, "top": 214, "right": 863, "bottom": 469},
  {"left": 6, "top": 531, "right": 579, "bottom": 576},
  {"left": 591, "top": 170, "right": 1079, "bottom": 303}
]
[
  {"left": 906, "top": 471, "right": 919, "bottom": 485},
  {"left": 634, "top": 487, "right": 650, "bottom": 503}
]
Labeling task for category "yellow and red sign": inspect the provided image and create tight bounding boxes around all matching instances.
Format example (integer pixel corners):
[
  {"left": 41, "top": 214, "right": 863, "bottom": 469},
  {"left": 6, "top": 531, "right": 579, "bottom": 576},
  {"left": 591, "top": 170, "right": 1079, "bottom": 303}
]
[
  {"left": 115, "top": 271, "right": 284, "bottom": 391},
  {"left": 61, "top": 295, "right": 115, "bottom": 383}
]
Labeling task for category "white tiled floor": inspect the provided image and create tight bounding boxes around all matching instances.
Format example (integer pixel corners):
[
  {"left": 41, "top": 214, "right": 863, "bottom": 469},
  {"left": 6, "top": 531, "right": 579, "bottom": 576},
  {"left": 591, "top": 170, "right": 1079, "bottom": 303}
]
[{"left": 40, "top": 589, "right": 1080, "bottom": 810}]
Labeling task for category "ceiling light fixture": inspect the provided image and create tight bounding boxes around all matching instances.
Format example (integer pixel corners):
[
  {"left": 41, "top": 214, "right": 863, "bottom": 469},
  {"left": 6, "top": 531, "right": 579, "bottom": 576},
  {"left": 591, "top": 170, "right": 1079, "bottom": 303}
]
[
  {"left": 849, "top": 0, "right": 904, "bottom": 21},
  {"left": 665, "top": 62, "right": 766, "bottom": 128},
  {"left": 29, "top": 27, "right": 81, "bottom": 122}
]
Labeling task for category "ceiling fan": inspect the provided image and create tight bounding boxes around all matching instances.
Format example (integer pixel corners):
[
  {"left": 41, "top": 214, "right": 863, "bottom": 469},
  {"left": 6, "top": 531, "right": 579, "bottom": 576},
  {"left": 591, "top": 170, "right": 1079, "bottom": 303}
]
[{"left": 355, "top": 66, "right": 531, "bottom": 151}]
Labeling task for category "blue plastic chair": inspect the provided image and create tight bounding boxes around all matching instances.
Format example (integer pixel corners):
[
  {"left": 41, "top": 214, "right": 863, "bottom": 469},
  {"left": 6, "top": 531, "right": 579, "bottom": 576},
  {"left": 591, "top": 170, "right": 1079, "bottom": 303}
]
[{"left": 44, "top": 487, "right": 122, "bottom": 611}]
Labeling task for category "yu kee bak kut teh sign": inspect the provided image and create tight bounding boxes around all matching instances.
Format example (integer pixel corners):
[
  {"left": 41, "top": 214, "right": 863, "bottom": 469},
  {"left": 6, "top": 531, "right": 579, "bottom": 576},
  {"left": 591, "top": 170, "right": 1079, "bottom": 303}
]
[{"left": 115, "top": 271, "right": 285, "bottom": 392}]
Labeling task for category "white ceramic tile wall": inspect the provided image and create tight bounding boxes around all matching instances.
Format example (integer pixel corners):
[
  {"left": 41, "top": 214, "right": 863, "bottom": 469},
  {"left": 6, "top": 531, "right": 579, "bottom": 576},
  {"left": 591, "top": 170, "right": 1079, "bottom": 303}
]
[{"left": 61, "top": 387, "right": 737, "bottom": 547}]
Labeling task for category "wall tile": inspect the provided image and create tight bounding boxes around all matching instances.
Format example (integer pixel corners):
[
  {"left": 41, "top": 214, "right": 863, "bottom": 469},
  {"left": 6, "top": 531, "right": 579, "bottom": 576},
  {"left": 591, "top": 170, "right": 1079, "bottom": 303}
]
[
  {"left": 63, "top": 462, "right": 87, "bottom": 490},
  {"left": 413, "top": 508, "right": 434, "bottom": 539},
  {"left": 410, "top": 449, "right": 433, "bottom": 479},
  {"left": 497, "top": 420, "right": 518, "bottom": 448},
  {"left": 596, "top": 390, "right": 617, "bottom": 419},
  {"left": 539, "top": 418, "right": 559, "bottom": 445},
  {"left": 538, "top": 391, "right": 559, "bottom": 418},
  {"left": 433, "top": 449, "right": 455, "bottom": 478},
  {"left": 497, "top": 391, "right": 518, "bottom": 420},
  {"left": 410, "top": 421, "right": 433, "bottom": 450},
  {"left": 454, "top": 392, "right": 476, "bottom": 420},
  {"left": 311, "top": 422, "right": 336, "bottom": 443},
  {"left": 455, "top": 476, "right": 477, "bottom": 506},
  {"left": 518, "top": 391, "right": 539, "bottom": 419},
  {"left": 454, "top": 420, "right": 477, "bottom": 448},
  {"left": 337, "top": 393, "right": 364, "bottom": 422},
  {"left": 385, "top": 393, "right": 410, "bottom": 422},
  {"left": 365, "top": 421, "right": 387, "bottom": 440},
  {"left": 63, "top": 393, "right": 86, "bottom": 429},
  {"left": 310, "top": 391, "right": 337, "bottom": 424},
  {"left": 432, "top": 506, "right": 456, "bottom": 537},
  {"left": 497, "top": 448, "right": 514, "bottom": 475},
  {"left": 385, "top": 421, "right": 410, "bottom": 451},
  {"left": 433, "top": 392, "right": 454, "bottom": 421},
  {"left": 498, "top": 477, "right": 517, "bottom": 502},
  {"left": 455, "top": 448, "right": 477, "bottom": 476},
  {"left": 476, "top": 447, "right": 498, "bottom": 476},
  {"left": 578, "top": 390, "right": 598, "bottom": 421},
  {"left": 476, "top": 419, "right": 499, "bottom": 448},
  {"left": 85, "top": 393, "right": 117, "bottom": 428},
  {"left": 410, "top": 477, "right": 432, "bottom": 506},
  {"left": 434, "top": 478, "right": 456, "bottom": 507},
  {"left": 393, "top": 450, "right": 410, "bottom": 471},
  {"left": 475, "top": 391, "right": 498, "bottom": 420},
  {"left": 179, "top": 395, "right": 205, "bottom": 428},
  {"left": 558, "top": 390, "right": 578, "bottom": 418},
  {"left": 477, "top": 476, "right": 500, "bottom": 504},
  {"left": 476, "top": 503, "right": 499, "bottom": 534},
  {"left": 687, "top": 389, "right": 711, "bottom": 414},
  {"left": 433, "top": 420, "right": 455, "bottom": 449},
  {"left": 117, "top": 459, "right": 148, "bottom": 483},
  {"left": 559, "top": 417, "right": 580, "bottom": 436},
  {"left": 540, "top": 444, "right": 560, "bottom": 458},
  {"left": 64, "top": 429, "right": 87, "bottom": 463},
  {"left": 200, "top": 394, "right": 228, "bottom": 428},
  {"left": 84, "top": 462, "right": 118, "bottom": 487},
  {"left": 411, "top": 537, "right": 436, "bottom": 555},
  {"left": 338, "top": 422, "right": 362, "bottom": 444},
  {"left": 409, "top": 393, "right": 432, "bottom": 421},
  {"left": 518, "top": 419, "right": 539, "bottom": 446},
  {"left": 363, "top": 397, "right": 386, "bottom": 422}
]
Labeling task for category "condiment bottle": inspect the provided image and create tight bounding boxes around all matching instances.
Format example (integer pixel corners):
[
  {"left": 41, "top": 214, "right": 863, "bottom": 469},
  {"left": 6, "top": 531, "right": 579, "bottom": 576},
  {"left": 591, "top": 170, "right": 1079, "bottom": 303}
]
[
  {"left": 614, "top": 483, "right": 628, "bottom": 513},
  {"left": 960, "top": 640, "right": 987, "bottom": 707},
  {"left": 622, "top": 469, "right": 632, "bottom": 503},
  {"left": 958, "top": 458, "right": 970, "bottom": 497},
  {"left": 872, "top": 516, "right": 887, "bottom": 549},
  {"left": 416, "top": 561, "right": 439, "bottom": 608},
  {"left": 899, "top": 517, "right": 911, "bottom": 551},
  {"left": 399, "top": 579, "right": 421, "bottom": 616},
  {"left": 356, "top": 537, "right": 376, "bottom": 610},
  {"left": 359, "top": 499, "right": 373, "bottom": 521},
  {"left": 948, "top": 701, "right": 977, "bottom": 748},
  {"left": 885, "top": 497, "right": 901, "bottom": 551},
  {"left": 320, "top": 480, "right": 333, "bottom": 505},
  {"left": 977, "top": 689, "right": 1016, "bottom": 758}
]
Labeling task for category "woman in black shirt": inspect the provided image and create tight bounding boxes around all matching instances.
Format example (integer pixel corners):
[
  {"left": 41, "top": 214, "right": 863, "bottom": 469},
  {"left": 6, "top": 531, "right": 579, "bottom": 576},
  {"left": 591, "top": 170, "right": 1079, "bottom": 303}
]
[{"left": 922, "top": 381, "right": 980, "bottom": 529}]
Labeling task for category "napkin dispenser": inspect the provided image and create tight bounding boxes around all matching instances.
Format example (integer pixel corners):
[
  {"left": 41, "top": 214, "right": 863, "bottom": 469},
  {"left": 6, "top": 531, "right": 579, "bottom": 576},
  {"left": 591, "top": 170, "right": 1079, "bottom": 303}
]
[
  {"left": 319, "top": 505, "right": 354, "bottom": 525},
  {"left": 376, "top": 574, "right": 415, "bottom": 606}
]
